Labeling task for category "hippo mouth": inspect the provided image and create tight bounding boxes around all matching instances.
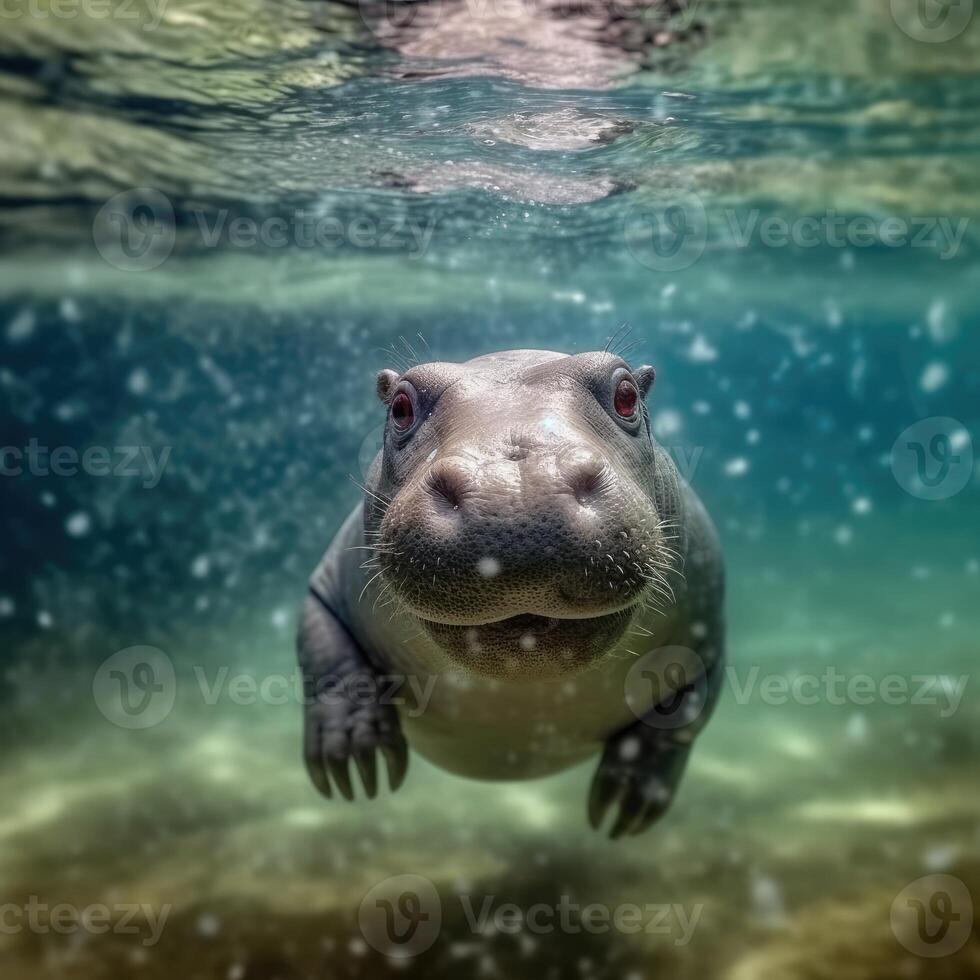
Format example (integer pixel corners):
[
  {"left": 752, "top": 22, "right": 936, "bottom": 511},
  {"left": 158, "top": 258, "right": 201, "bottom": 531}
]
[{"left": 413, "top": 607, "right": 636, "bottom": 677}]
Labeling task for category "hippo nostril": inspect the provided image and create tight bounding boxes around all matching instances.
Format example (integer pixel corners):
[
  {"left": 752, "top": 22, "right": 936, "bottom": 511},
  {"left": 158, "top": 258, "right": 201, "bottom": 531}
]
[
  {"left": 564, "top": 454, "right": 609, "bottom": 504},
  {"left": 426, "top": 462, "right": 468, "bottom": 514}
]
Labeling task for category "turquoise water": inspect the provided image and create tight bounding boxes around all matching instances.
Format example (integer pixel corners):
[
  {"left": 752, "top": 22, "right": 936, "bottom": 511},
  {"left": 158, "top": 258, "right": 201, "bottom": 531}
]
[{"left": 1, "top": 0, "right": 979, "bottom": 976}]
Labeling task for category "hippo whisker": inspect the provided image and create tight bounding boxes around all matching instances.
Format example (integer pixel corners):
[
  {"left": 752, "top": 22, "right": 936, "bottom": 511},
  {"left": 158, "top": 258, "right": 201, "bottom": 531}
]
[
  {"left": 602, "top": 321, "right": 632, "bottom": 356},
  {"left": 349, "top": 477, "right": 392, "bottom": 509},
  {"left": 358, "top": 569, "right": 385, "bottom": 604}
]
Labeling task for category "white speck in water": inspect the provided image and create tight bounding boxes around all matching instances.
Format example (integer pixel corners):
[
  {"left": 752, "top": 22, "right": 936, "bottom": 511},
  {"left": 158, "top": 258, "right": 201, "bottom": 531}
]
[
  {"left": 127, "top": 367, "right": 150, "bottom": 395},
  {"left": 59, "top": 299, "right": 81, "bottom": 322},
  {"left": 271, "top": 608, "right": 289, "bottom": 629},
  {"left": 734, "top": 400, "right": 751, "bottom": 419},
  {"left": 924, "top": 844, "right": 959, "bottom": 871},
  {"left": 926, "top": 299, "right": 953, "bottom": 342},
  {"left": 687, "top": 335, "right": 718, "bottom": 363},
  {"left": 519, "top": 633, "right": 536, "bottom": 651},
  {"left": 653, "top": 409, "right": 682, "bottom": 438},
  {"left": 65, "top": 511, "right": 91, "bottom": 537},
  {"left": 949, "top": 427, "right": 970, "bottom": 452},
  {"left": 938, "top": 611, "right": 955, "bottom": 629},
  {"left": 477, "top": 556, "right": 501, "bottom": 578},
  {"left": 751, "top": 871, "right": 787, "bottom": 927},
  {"left": 852, "top": 496, "right": 872, "bottom": 515},
  {"left": 724, "top": 457, "right": 749, "bottom": 477},
  {"left": 6, "top": 309, "right": 35, "bottom": 342},
  {"left": 191, "top": 554, "right": 210, "bottom": 578},
  {"left": 846, "top": 713, "right": 868, "bottom": 742},
  {"left": 919, "top": 361, "right": 949, "bottom": 393},
  {"left": 746, "top": 429, "right": 760, "bottom": 445},
  {"left": 834, "top": 525, "right": 853, "bottom": 546},
  {"left": 37, "top": 610, "right": 53, "bottom": 628},
  {"left": 197, "top": 913, "right": 221, "bottom": 937},
  {"left": 618, "top": 736, "right": 640, "bottom": 761},
  {"left": 0, "top": 596, "right": 14, "bottom": 617},
  {"left": 348, "top": 938, "right": 367, "bottom": 957}
]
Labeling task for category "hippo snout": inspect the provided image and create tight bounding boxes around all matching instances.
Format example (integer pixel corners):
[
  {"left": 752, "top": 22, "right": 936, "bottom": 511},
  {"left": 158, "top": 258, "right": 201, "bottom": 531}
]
[{"left": 377, "top": 445, "right": 659, "bottom": 626}]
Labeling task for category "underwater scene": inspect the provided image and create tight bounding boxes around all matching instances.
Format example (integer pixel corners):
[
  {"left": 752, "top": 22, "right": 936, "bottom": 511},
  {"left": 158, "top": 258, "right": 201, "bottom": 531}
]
[{"left": 1, "top": 0, "right": 979, "bottom": 976}]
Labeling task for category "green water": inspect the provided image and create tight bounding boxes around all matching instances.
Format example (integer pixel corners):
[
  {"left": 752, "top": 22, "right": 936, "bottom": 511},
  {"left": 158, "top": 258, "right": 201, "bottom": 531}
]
[{"left": 1, "top": 0, "right": 979, "bottom": 976}]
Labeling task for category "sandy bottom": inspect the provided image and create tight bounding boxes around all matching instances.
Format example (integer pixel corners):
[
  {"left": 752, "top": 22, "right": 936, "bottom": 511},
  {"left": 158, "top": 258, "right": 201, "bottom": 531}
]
[{"left": 2, "top": 557, "right": 978, "bottom": 978}]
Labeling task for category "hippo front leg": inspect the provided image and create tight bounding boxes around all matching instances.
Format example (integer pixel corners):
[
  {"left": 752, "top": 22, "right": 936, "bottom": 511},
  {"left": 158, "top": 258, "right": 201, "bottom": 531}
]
[
  {"left": 298, "top": 591, "right": 409, "bottom": 801},
  {"left": 588, "top": 642, "right": 724, "bottom": 839}
]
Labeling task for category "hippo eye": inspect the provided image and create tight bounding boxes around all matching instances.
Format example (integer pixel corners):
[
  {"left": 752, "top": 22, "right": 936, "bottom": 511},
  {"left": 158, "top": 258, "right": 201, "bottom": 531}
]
[
  {"left": 391, "top": 391, "right": 415, "bottom": 431},
  {"left": 614, "top": 378, "right": 639, "bottom": 420}
]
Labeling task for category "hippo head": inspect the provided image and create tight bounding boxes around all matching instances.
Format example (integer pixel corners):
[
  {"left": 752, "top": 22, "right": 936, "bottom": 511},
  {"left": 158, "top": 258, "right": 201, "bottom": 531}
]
[{"left": 364, "top": 349, "right": 681, "bottom": 679}]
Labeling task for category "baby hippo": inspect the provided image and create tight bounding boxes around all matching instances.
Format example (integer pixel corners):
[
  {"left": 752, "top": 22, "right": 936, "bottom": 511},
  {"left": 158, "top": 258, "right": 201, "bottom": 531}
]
[{"left": 298, "top": 348, "right": 724, "bottom": 837}]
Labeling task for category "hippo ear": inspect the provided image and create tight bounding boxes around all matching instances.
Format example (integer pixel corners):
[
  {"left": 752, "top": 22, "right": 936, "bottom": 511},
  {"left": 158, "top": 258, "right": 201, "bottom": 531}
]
[
  {"left": 376, "top": 369, "right": 400, "bottom": 404},
  {"left": 634, "top": 365, "right": 656, "bottom": 398}
]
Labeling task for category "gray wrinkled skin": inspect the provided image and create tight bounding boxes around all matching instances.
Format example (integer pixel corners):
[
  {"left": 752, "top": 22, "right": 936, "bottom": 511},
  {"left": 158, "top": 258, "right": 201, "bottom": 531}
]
[{"left": 298, "top": 349, "right": 725, "bottom": 837}]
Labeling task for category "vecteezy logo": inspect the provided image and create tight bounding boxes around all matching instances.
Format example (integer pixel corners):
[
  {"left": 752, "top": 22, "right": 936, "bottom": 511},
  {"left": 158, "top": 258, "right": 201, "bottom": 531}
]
[
  {"left": 890, "top": 0, "right": 973, "bottom": 42},
  {"left": 92, "top": 188, "right": 176, "bottom": 272},
  {"left": 93, "top": 646, "right": 176, "bottom": 729},
  {"left": 891, "top": 874, "right": 973, "bottom": 957},
  {"left": 623, "top": 193, "right": 708, "bottom": 272},
  {"left": 358, "top": 874, "right": 441, "bottom": 958},
  {"left": 890, "top": 418, "right": 973, "bottom": 500},
  {"left": 624, "top": 645, "right": 707, "bottom": 730}
]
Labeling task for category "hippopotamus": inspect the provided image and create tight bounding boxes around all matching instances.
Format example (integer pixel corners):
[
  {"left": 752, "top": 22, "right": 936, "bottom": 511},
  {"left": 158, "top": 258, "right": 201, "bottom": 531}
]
[{"left": 297, "top": 347, "right": 724, "bottom": 837}]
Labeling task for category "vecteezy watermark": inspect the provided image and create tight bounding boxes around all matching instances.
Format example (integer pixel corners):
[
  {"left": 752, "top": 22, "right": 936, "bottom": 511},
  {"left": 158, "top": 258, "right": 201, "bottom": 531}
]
[
  {"left": 623, "top": 193, "right": 709, "bottom": 273},
  {"left": 93, "top": 646, "right": 177, "bottom": 729},
  {"left": 723, "top": 211, "right": 969, "bottom": 261},
  {"left": 726, "top": 666, "right": 968, "bottom": 718},
  {"left": 93, "top": 645, "right": 438, "bottom": 730},
  {"left": 0, "top": 898, "right": 171, "bottom": 947},
  {"left": 624, "top": 646, "right": 708, "bottom": 729},
  {"left": 624, "top": 196, "right": 971, "bottom": 271},
  {"left": 193, "top": 666, "right": 436, "bottom": 717},
  {"left": 456, "top": 895, "right": 702, "bottom": 942},
  {"left": 622, "top": 646, "right": 968, "bottom": 723},
  {"left": 190, "top": 210, "right": 436, "bottom": 259},
  {"left": 0, "top": 0, "right": 167, "bottom": 30},
  {"left": 890, "top": 0, "right": 973, "bottom": 42},
  {"left": 891, "top": 418, "right": 974, "bottom": 501},
  {"left": 92, "top": 188, "right": 437, "bottom": 272},
  {"left": 891, "top": 874, "right": 973, "bottom": 957},
  {"left": 0, "top": 440, "right": 171, "bottom": 490},
  {"left": 358, "top": 875, "right": 442, "bottom": 959},
  {"left": 357, "top": 874, "right": 703, "bottom": 958},
  {"left": 93, "top": 188, "right": 176, "bottom": 272}
]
